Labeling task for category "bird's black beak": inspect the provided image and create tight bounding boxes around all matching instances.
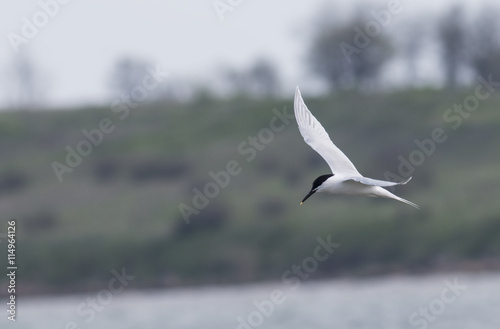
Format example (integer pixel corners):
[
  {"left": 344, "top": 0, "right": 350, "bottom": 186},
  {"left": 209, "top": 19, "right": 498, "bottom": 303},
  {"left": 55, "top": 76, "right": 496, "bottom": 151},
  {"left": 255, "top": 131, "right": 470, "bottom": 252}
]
[{"left": 300, "top": 189, "right": 316, "bottom": 205}]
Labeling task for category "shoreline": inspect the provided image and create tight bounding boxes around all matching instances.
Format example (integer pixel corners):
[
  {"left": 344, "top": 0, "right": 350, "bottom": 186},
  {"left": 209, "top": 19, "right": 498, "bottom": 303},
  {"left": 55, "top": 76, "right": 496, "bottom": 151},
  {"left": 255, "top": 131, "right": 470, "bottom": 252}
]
[{"left": 3, "top": 259, "right": 499, "bottom": 298}]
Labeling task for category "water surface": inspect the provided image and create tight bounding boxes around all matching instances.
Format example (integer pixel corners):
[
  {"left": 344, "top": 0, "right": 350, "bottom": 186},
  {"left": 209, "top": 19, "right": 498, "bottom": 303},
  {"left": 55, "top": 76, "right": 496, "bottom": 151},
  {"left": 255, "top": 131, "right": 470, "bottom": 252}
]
[{"left": 7, "top": 273, "right": 500, "bottom": 329}]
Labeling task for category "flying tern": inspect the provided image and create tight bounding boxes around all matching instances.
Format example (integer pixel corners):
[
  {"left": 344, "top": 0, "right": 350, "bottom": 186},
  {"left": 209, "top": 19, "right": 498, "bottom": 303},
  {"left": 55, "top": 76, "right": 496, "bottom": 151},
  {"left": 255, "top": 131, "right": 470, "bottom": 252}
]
[{"left": 294, "top": 87, "right": 419, "bottom": 209}]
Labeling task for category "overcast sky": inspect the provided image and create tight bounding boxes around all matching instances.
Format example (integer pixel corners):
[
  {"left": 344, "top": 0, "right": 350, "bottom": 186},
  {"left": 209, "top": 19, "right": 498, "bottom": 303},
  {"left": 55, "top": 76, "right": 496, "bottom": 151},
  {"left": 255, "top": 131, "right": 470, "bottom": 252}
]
[{"left": 0, "top": 0, "right": 497, "bottom": 109}]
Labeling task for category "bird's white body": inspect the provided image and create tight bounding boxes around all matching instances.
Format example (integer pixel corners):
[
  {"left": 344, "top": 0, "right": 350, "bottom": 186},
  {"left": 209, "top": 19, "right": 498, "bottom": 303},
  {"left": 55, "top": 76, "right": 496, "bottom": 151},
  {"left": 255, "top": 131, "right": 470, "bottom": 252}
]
[
  {"left": 318, "top": 175, "right": 378, "bottom": 196},
  {"left": 294, "top": 87, "right": 419, "bottom": 209}
]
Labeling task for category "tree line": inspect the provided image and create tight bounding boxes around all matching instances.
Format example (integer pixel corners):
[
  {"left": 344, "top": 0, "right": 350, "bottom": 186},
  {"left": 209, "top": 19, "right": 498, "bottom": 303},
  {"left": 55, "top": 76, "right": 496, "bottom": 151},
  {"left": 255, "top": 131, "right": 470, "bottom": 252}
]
[
  {"left": 4, "top": 4, "right": 500, "bottom": 110},
  {"left": 309, "top": 4, "right": 500, "bottom": 91}
]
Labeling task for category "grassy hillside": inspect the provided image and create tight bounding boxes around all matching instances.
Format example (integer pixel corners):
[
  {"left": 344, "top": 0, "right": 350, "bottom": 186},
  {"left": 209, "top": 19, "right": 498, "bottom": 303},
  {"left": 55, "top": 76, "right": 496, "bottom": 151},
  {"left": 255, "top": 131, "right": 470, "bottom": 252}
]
[{"left": 1, "top": 88, "right": 499, "bottom": 295}]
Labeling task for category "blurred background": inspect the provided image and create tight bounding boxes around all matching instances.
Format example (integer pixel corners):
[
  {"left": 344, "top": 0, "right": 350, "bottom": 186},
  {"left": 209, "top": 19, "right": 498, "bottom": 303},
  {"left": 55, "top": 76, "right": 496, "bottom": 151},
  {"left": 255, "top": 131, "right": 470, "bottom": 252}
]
[{"left": 1, "top": 0, "right": 500, "bottom": 328}]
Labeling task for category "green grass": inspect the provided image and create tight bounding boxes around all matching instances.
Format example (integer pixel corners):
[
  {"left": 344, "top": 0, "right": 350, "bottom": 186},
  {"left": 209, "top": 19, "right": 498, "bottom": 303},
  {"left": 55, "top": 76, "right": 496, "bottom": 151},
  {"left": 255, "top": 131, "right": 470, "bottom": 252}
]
[{"left": 0, "top": 88, "right": 499, "bottom": 294}]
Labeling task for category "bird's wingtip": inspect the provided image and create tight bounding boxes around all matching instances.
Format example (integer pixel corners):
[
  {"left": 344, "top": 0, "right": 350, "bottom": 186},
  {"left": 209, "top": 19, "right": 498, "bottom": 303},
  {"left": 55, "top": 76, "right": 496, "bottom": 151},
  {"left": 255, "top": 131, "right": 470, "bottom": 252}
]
[{"left": 295, "top": 86, "right": 301, "bottom": 95}]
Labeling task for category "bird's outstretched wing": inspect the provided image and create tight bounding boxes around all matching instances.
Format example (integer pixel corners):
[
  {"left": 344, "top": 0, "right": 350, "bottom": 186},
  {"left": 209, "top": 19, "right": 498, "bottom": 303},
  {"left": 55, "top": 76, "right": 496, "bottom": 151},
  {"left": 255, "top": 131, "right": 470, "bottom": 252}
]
[
  {"left": 294, "top": 86, "right": 360, "bottom": 176},
  {"left": 344, "top": 176, "right": 420, "bottom": 209},
  {"left": 345, "top": 176, "right": 412, "bottom": 187}
]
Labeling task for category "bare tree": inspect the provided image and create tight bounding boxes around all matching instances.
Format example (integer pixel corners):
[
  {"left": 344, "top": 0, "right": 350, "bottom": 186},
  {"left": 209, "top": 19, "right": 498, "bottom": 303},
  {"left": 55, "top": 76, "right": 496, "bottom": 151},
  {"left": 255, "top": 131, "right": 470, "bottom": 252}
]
[
  {"left": 220, "top": 58, "right": 280, "bottom": 98},
  {"left": 350, "top": 31, "right": 393, "bottom": 90},
  {"left": 437, "top": 6, "right": 468, "bottom": 88},
  {"left": 248, "top": 58, "right": 280, "bottom": 97},
  {"left": 109, "top": 57, "right": 151, "bottom": 98},
  {"left": 221, "top": 66, "right": 251, "bottom": 96},
  {"left": 309, "top": 25, "right": 354, "bottom": 90},
  {"left": 469, "top": 6, "right": 500, "bottom": 79},
  {"left": 396, "top": 19, "right": 427, "bottom": 85},
  {"left": 7, "top": 51, "right": 44, "bottom": 110},
  {"left": 308, "top": 15, "right": 393, "bottom": 91}
]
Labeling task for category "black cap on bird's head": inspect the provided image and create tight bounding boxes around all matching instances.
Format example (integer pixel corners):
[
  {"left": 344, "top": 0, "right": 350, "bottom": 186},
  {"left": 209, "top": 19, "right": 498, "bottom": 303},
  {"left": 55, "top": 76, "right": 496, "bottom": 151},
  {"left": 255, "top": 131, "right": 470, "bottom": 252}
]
[{"left": 300, "top": 174, "right": 334, "bottom": 204}]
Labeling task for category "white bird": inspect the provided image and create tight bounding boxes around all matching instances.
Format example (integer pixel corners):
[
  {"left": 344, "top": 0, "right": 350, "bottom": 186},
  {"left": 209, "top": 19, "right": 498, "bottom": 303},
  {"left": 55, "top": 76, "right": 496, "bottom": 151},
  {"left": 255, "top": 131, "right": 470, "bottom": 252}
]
[{"left": 294, "top": 87, "right": 419, "bottom": 209}]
